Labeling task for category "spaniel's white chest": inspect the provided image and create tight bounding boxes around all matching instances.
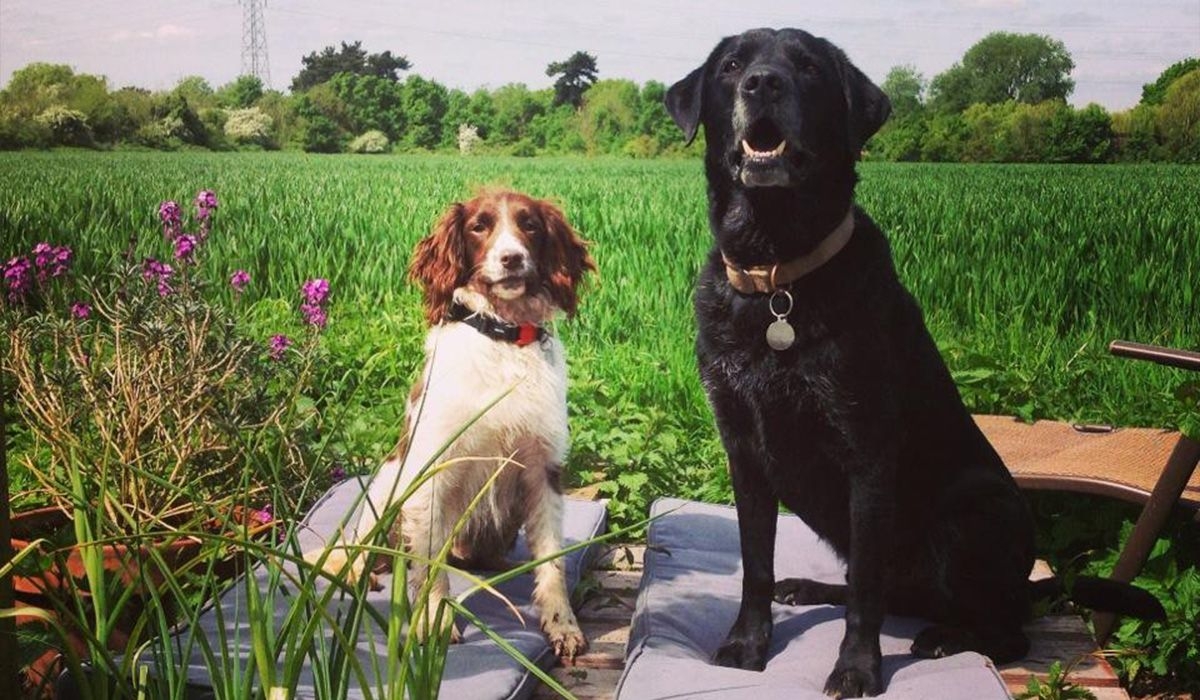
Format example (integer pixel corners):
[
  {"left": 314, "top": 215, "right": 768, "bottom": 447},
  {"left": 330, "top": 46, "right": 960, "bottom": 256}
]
[{"left": 409, "top": 322, "right": 569, "bottom": 459}]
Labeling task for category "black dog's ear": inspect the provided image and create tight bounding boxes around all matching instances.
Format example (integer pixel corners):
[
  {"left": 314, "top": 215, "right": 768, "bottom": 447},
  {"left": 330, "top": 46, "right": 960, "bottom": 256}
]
[
  {"left": 829, "top": 45, "right": 891, "bottom": 153},
  {"left": 666, "top": 65, "right": 705, "bottom": 145}
]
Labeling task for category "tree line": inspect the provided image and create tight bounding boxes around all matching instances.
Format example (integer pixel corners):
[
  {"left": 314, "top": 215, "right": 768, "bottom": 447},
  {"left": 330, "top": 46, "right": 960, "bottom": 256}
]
[{"left": 1, "top": 36, "right": 1196, "bottom": 162}]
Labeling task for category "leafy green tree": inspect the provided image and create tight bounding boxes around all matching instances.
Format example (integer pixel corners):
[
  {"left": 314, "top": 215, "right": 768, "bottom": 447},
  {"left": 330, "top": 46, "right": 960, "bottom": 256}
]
[
  {"left": 881, "top": 65, "right": 926, "bottom": 120},
  {"left": 300, "top": 113, "right": 342, "bottom": 153},
  {"left": 401, "top": 75, "right": 448, "bottom": 149},
  {"left": 872, "top": 116, "right": 926, "bottom": 161},
  {"left": 0, "top": 63, "right": 77, "bottom": 118},
  {"left": 1112, "top": 104, "right": 1161, "bottom": 161},
  {"left": 294, "top": 83, "right": 351, "bottom": 151},
  {"left": 1157, "top": 68, "right": 1200, "bottom": 162},
  {"left": 102, "top": 87, "right": 155, "bottom": 143},
  {"left": 1141, "top": 58, "right": 1200, "bottom": 106},
  {"left": 329, "top": 73, "right": 404, "bottom": 140},
  {"left": 490, "top": 84, "right": 546, "bottom": 146},
  {"left": 997, "top": 101, "right": 1058, "bottom": 162},
  {"left": 546, "top": 51, "right": 598, "bottom": 108},
  {"left": 530, "top": 101, "right": 582, "bottom": 153},
  {"left": 256, "top": 90, "right": 298, "bottom": 149},
  {"left": 874, "top": 65, "right": 929, "bottom": 160},
  {"left": 172, "top": 76, "right": 216, "bottom": 111},
  {"left": 578, "top": 79, "right": 638, "bottom": 154},
  {"left": 154, "top": 93, "right": 208, "bottom": 145},
  {"left": 1047, "top": 102, "right": 1112, "bottom": 163},
  {"left": 636, "top": 81, "right": 678, "bottom": 150},
  {"left": 292, "top": 41, "right": 410, "bottom": 92},
  {"left": 218, "top": 75, "right": 264, "bottom": 109},
  {"left": 920, "top": 111, "right": 968, "bottom": 161},
  {"left": 929, "top": 32, "right": 1075, "bottom": 113}
]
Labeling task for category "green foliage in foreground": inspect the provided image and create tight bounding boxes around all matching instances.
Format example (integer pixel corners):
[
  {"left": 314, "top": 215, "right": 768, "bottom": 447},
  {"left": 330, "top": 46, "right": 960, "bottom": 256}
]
[{"left": 2, "top": 152, "right": 1198, "bottom": 688}]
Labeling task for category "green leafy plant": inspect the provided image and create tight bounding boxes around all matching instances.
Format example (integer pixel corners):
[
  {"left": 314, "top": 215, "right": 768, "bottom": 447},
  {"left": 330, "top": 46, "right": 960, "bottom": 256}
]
[{"left": 1014, "top": 660, "right": 1097, "bottom": 700}]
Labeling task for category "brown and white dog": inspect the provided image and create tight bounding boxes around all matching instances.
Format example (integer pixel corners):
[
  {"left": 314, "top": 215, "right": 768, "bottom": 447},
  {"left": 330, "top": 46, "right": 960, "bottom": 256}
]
[{"left": 312, "top": 189, "right": 595, "bottom": 661}]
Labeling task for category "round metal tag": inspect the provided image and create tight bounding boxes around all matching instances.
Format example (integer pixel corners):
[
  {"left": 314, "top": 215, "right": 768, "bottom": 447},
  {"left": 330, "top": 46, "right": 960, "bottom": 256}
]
[{"left": 766, "top": 319, "right": 795, "bottom": 351}]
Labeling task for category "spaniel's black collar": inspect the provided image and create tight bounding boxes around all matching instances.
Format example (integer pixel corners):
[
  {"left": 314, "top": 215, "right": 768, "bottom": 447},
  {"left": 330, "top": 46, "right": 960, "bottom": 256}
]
[{"left": 448, "top": 302, "right": 548, "bottom": 347}]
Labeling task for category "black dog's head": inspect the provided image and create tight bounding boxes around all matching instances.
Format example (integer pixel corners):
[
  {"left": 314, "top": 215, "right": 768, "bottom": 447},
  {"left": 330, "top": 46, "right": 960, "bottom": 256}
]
[{"left": 667, "top": 28, "right": 889, "bottom": 194}]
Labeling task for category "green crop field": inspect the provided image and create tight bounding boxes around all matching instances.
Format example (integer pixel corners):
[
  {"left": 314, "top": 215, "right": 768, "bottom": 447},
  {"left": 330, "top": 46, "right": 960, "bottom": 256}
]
[{"left": 2, "top": 152, "right": 1198, "bottom": 525}]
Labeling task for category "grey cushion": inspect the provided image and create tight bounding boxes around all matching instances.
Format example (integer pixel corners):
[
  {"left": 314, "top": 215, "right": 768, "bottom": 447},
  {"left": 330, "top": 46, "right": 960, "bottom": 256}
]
[
  {"left": 616, "top": 498, "right": 1009, "bottom": 700},
  {"left": 154, "top": 478, "right": 606, "bottom": 700}
]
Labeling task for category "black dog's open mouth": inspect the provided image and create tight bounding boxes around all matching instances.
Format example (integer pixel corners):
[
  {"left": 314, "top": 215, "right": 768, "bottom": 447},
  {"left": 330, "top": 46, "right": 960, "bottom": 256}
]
[
  {"left": 735, "top": 117, "right": 797, "bottom": 188},
  {"left": 742, "top": 119, "right": 787, "bottom": 162}
]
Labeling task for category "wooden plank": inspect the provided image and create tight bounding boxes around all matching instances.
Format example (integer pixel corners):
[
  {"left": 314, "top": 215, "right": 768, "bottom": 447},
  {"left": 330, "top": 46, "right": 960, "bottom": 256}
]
[{"left": 593, "top": 545, "right": 646, "bottom": 571}]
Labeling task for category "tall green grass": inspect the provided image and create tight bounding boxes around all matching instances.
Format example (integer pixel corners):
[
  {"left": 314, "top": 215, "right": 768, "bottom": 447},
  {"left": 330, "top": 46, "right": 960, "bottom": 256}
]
[{"left": 2, "top": 152, "right": 1197, "bottom": 520}]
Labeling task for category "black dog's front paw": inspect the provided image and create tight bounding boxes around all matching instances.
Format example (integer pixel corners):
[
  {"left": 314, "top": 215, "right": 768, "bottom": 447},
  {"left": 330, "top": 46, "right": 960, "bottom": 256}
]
[
  {"left": 712, "top": 633, "right": 769, "bottom": 671},
  {"left": 823, "top": 658, "right": 882, "bottom": 698},
  {"left": 774, "top": 578, "right": 847, "bottom": 606}
]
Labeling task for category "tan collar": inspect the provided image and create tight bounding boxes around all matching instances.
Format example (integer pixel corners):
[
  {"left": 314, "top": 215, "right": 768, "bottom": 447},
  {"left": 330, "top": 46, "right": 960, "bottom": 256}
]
[{"left": 722, "top": 210, "right": 855, "bottom": 294}]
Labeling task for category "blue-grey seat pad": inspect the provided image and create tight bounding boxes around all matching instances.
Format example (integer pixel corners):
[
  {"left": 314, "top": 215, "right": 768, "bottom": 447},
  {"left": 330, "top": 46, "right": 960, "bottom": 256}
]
[
  {"left": 159, "top": 478, "right": 606, "bottom": 699},
  {"left": 616, "top": 498, "right": 1009, "bottom": 700}
]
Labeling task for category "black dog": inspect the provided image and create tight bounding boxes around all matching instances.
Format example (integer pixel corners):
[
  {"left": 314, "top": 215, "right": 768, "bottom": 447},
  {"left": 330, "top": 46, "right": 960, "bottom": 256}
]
[{"left": 666, "top": 28, "right": 1164, "bottom": 698}]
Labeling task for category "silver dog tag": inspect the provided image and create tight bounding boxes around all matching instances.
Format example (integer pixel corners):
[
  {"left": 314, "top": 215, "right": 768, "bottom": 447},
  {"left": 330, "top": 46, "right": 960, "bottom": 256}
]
[
  {"left": 766, "top": 319, "right": 795, "bottom": 351},
  {"left": 766, "top": 290, "right": 796, "bottom": 351}
]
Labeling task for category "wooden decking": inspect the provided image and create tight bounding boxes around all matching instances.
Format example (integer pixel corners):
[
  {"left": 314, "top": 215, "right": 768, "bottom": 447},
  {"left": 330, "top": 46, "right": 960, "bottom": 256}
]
[{"left": 536, "top": 547, "right": 1130, "bottom": 700}]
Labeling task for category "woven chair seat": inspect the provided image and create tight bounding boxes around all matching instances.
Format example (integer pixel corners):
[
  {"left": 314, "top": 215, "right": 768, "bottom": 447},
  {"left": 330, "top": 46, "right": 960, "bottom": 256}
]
[{"left": 974, "top": 414, "right": 1200, "bottom": 508}]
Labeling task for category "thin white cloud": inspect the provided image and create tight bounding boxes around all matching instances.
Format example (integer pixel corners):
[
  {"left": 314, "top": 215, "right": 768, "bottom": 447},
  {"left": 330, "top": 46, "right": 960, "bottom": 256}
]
[
  {"left": 155, "top": 24, "right": 195, "bottom": 39},
  {"left": 108, "top": 23, "right": 196, "bottom": 43}
]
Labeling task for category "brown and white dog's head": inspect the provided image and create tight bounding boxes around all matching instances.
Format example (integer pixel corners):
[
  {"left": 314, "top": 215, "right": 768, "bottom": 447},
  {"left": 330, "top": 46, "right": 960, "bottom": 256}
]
[{"left": 409, "top": 189, "right": 596, "bottom": 326}]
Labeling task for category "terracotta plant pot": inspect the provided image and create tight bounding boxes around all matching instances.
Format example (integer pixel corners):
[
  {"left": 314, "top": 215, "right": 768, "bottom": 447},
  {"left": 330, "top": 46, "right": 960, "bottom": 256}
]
[
  {"left": 9, "top": 505, "right": 274, "bottom": 697},
  {"left": 9, "top": 505, "right": 269, "bottom": 598}
]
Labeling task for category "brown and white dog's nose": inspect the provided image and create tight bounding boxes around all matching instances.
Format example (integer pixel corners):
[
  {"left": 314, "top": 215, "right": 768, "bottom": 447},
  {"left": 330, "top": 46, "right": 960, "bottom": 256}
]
[
  {"left": 740, "top": 66, "right": 786, "bottom": 103},
  {"left": 501, "top": 251, "right": 526, "bottom": 271}
]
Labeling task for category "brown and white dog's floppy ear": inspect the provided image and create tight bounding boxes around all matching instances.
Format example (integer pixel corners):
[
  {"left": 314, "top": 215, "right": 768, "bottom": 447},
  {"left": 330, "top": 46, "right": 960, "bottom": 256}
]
[
  {"left": 666, "top": 64, "right": 706, "bottom": 146},
  {"left": 409, "top": 202, "right": 467, "bottom": 325},
  {"left": 825, "top": 41, "right": 891, "bottom": 154},
  {"left": 536, "top": 201, "right": 596, "bottom": 319}
]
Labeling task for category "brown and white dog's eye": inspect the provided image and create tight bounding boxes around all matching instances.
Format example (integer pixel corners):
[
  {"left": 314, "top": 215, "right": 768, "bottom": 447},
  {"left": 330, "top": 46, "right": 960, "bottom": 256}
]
[
  {"left": 468, "top": 219, "right": 489, "bottom": 235},
  {"left": 518, "top": 214, "right": 540, "bottom": 234}
]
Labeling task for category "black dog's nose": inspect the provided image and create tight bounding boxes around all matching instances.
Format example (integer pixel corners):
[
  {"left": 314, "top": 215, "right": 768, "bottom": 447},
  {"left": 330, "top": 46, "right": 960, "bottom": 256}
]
[{"left": 740, "top": 67, "right": 786, "bottom": 102}]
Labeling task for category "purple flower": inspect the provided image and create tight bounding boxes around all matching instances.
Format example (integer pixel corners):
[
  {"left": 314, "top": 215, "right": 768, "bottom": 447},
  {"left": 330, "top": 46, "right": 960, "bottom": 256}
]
[
  {"left": 301, "top": 278, "right": 330, "bottom": 306},
  {"left": 268, "top": 334, "right": 291, "bottom": 361},
  {"left": 300, "top": 302, "right": 327, "bottom": 329},
  {"left": 174, "top": 234, "right": 197, "bottom": 261},
  {"left": 251, "top": 503, "right": 274, "bottom": 525},
  {"left": 195, "top": 190, "right": 218, "bottom": 219},
  {"left": 71, "top": 301, "right": 91, "bottom": 319},
  {"left": 142, "top": 257, "right": 174, "bottom": 296},
  {"left": 32, "top": 242, "right": 72, "bottom": 280},
  {"left": 230, "top": 269, "right": 250, "bottom": 293},
  {"left": 159, "top": 200, "right": 183, "bottom": 240},
  {"left": 331, "top": 465, "right": 347, "bottom": 481},
  {"left": 3, "top": 256, "right": 32, "bottom": 303}
]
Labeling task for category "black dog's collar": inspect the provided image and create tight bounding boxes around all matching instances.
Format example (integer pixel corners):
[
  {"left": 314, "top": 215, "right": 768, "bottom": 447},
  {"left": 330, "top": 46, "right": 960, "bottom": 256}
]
[
  {"left": 447, "top": 302, "right": 548, "bottom": 347},
  {"left": 722, "top": 209, "right": 855, "bottom": 294}
]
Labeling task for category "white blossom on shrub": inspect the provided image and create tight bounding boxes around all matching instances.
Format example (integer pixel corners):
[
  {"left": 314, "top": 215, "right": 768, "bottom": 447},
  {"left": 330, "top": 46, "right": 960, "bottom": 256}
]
[
  {"left": 349, "top": 129, "right": 390, "bottom": 154},
  {"left": 224, "top": 107, "right": 274, "bottom": 146},
  {"left": 457, "top": 123, "right": 482, "bottom": 154},
  {"left": 35, "top": 106, "right": 94, "bottom": 146}
]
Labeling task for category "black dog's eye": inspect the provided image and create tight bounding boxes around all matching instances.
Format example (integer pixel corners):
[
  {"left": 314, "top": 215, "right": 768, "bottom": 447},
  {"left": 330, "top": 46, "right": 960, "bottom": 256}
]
[
  {"left": 721, "top": 58, "right": 741, "bottom": 75},
  {"left": 794, "top": 58, "right": 821, "bottom": 78}
]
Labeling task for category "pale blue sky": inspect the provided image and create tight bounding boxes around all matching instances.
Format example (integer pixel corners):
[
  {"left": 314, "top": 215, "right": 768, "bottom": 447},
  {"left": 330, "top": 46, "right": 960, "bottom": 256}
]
[{"left": 1, "top": 0, "right": 1197, "bottom": 110}]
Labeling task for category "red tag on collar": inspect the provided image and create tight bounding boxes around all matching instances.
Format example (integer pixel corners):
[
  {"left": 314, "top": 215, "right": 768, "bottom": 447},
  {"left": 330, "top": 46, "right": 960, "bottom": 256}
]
[{"left": 516, "top": 324, "right": 539, "bottom": 346}]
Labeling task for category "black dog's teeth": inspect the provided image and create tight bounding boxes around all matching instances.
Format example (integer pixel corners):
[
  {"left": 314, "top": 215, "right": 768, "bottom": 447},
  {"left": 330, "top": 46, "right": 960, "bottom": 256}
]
[
  {"left": 742, "top": 139, "right": 786, "bottom": 160},
  {"left": 742, "top": 119, "right": 786, "bottom": 159}
]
